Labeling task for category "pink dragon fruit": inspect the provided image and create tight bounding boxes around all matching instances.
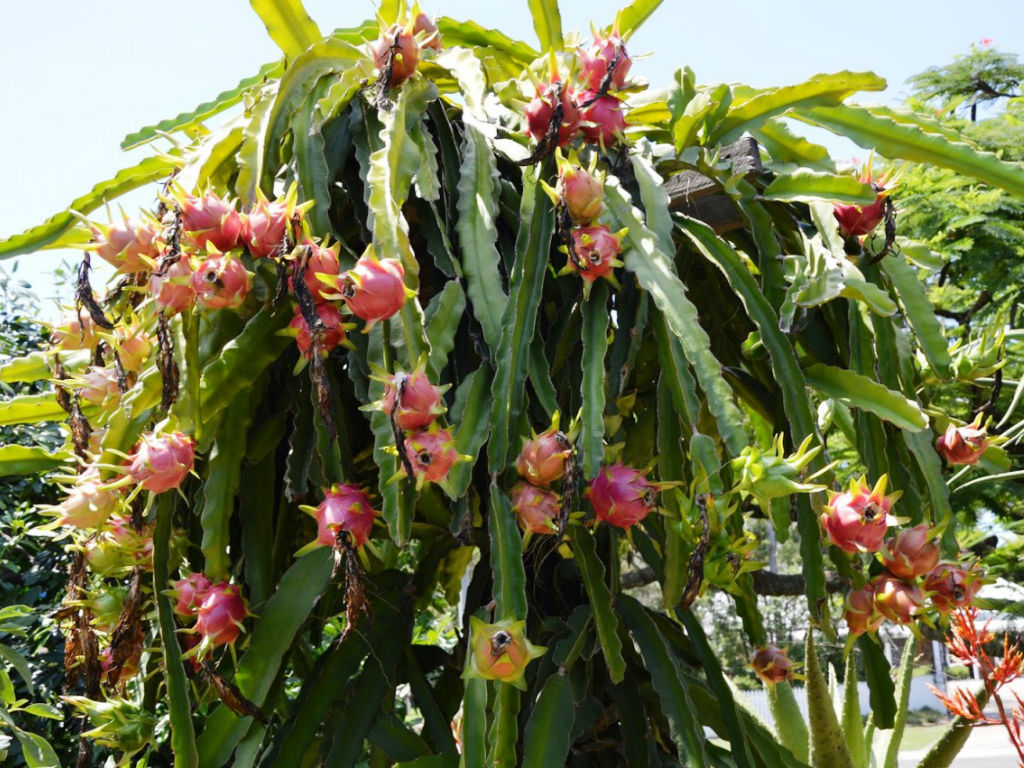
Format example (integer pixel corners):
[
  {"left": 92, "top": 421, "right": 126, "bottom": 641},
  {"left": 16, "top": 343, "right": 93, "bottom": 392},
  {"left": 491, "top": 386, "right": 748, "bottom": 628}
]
[
  {"left": 126, "top": 431, "right": 195, "bottom": 494},
  {"left": 578, "top": 92, "right": 626, "bottom": 147},
  {"left": 578, "top": 30, "right": 632, "bottom": 92},
  {"left": 381, "top": 367, "right": 445, "bottom": 430},
  {"left": 873, "top": 575, "right": 924, "bottom": 624},
  {"left": 241, "top": 185, "right": 304, "bottom": 259},
  {"left": 751, "top": 645, "right": 795, "bottom": 685},
  {"left": 89, "top": 214, "right": 159, "bottom": 274},
  {"left": 306, "top": 484, "right": 378, "bottom": 548},
  {"left": 51, "top": 309, "right": 99, "bottom": 351},
  {"left": 296, "top": 242, "right": 341, "bottom": 304},
  {"left": 509, "top": 482, "right": 560, "bottom": 535},
  {"left": 371, "top": 22, "right": 421, "bottom": 88},
  {"left": 170, "top": 573, "right": 213, "bottom": 619},
  {"left": 194, "top": 582, "right": 249, "bottom": 647},
  {"left": 404, "top": 426, "right": 459, "bottom": 485},
  {"left": 882, "top": 524, "right": 941, "bottom": 580},
  {"left": 565, "top": 225, "right": 623, "bottom": 295},
  {"left": 191, "top": 251, "right": 250, "bottom": 310},
  {"left": 820, "top": 475, "right": 898, "bottom": 554},
  {"left": 54, "top": 470, "right": 121, "bottom": 529},
  {"left": 526, "top": 80, "right": 581, "bottom": 148},
  {"left": 925, "top": 562, "right": 985, "bottom": 613},
  {"left": 516, "top": 426, "right": 572, "bottom": 488},
  {"left": 586, "top": 462, "right": 657, "bottom": 529},
  {"left": 845, "top": 582, "right": 883, "bottom": 636},
  {"left": 335, "top": 250, "right": 411, "bottom": 329},
  {"left": 149, "top": 254, "right": 195, "bottom": 315},
  {"left": 936, "top": 422, "right": 989, "bottom": 466},
  {"left": 175, "top": 189, "right": 243, "bottom": 252},
  {"left": 557, "top": 163, "right": 604, "bottom": 225},
  {"left": 290, "top": 303, "right": 350, "bottom": 359}
]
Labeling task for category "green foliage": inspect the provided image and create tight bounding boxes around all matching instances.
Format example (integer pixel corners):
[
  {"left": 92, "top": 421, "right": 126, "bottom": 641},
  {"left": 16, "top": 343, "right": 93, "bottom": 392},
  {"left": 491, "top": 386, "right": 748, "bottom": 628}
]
[{"left": 3, "top": 3, "right": 1023, "bottom": 767}]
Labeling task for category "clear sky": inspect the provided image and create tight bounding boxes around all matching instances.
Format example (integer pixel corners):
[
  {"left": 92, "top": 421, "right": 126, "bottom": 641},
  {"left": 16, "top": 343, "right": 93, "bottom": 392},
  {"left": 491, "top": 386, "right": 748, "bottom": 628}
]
[{"left": 2, "top": 0, "right": 1021, "bottom": 317}]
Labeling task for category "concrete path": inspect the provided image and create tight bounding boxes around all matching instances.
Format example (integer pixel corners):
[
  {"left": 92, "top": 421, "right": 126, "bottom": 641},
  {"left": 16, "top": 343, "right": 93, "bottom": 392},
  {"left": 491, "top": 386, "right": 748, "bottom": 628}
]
[{"left": 898, "top": 724, "right": 1022, "bottom": 768}]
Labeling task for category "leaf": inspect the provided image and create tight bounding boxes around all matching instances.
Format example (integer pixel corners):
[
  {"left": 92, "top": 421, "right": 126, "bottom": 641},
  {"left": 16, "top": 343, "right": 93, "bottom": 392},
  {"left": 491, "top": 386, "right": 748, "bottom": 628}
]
[
  {"left": 617, "top": 595, "right": 708, "bottom": 766},
  {"left": 424, "top": 279, "right": 468, "bottom": 377},
  {"left": 0, "top": 155, "right": 177, "bottom": 259},
  {"left": 447, "top": 367, "right": 492, "bottom": 497},
  {"left": 792, "top": 103, "right": 1024, "bottom": 197},
  {"left": 616, "top": 0, "right": 663, "bottom": 39},
  {"left": 487, "top": 167, "right": 553, "bottom": 472},
  {"left": 712, "top": 71, "right": 886, "bottom": 144},
  {"left": 767, "top": 681, "right": 810, "bottom": 764},
  {"left": 609, "top": 160, "right": 747, "bottom": 456},
  {"left": 0, "top": 349, "right": 88, "bottom": 384},
  {"left": 841, "top": 650, "right": 865, "bottom": 768},
  {"left": 456, "top": 122, "right": 506, "bottom": 351},
  {"left": 521, "top": 673, "right": 575, "bottom": 767},
  {"left": 436, "top": 18, "right": 538, "bottom": 67},
  {"left": 805, "top": 630, "right": 854, "bottom": 768},
  {"left": 488, "top": 483, "right": 527, "bottom": 619},
  {"left": 882, "top": 639, "right": 915, "bottom": 768},
  {"left": 580, "top": 282, "right": 610, "bottom": 478},
  {"left": 198, "top": 549, "right": 333, "bottom": 767},
  {"left": 856, "top": 634, "right": 896, "bottom": 729},
  {"left": 527, "top": 0, "right": 563, "bottom": 51},
  {"left": 0, "top": 393, "right": 66, "bottom": 427},
  {"left": 249, "top": 0, "right": 322, "bottom": 57},
  {"left": 570, "top": 525, "right": 626, "bottom": 683},
  {"left": 754, "top": 118, "right": 834, "bottom": 169},
  {"left": 458, "top": 678, "right": 487, "bottom": 768},
  {"left": 154, "top": 494, "right": 199, "bottom": 768},
  {"left": 0, "top": 445, "right": 68, "bottom": 477},
  {"left": 121, "top": 61, "right": 284, "bottom": 149},
  {"left": 0, "top": 644, "right": 33, "bottom": 692},
  {"left": 804, "top": 363, "right": 928, "bottom": 431},
  {"left": 14, "top": 730, "right": 61, "bottom": 768},
  {"left": 487, "top": 683, "right": 521, "bottom": 767},
  {"left": 881, "top": 256, "right": 953, "bottom": 379},
  {"left": 761, "top": 169, "right": 876, "bottom": 204}
]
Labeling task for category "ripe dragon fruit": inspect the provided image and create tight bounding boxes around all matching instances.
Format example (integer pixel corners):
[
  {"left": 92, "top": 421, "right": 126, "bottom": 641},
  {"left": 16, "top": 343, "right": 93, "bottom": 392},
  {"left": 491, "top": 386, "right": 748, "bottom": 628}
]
[
  {"left": 509, "top": 482, "right": 560, "bottom": 535},
  {"left": 565, "top": 225, "right": 624, "bottom": 297},
  {"left": 53, "top": 470, "right": 121, "bottom": 529},
  {"left": 126, "top": 431, "right": 195, "bottom": 494},
  {"left": 194, "top": 582, "right": 249, "bottom": 648},
  {"left": 149, "top": 254, "right": 195, "bottom": 315},
  {"left": 303, "top": 483, "right": 378, "bottom": 549},
  {"left": 88, "top": 213, "right": 159, "bottom": 274},
  {"left": 381, "top": 366, "right": 446, "bottom": 430},
  {"left": 557, "top": 162, "right": 604, "bottom": 225},
  {"left": 845, "top": 582, "right": 884, "bottom": 636},
  {"left": 577, "top": 29, "right": 632, "bottom": 92},
  {"left": 190, "top": 250, "right": 250, "bottom": 310},
  {"left": 51, "top": 309, "right": 99, "bottom": 351},
  {"left": 925, "top": 562, "right": 985, "bottom": 613},
  {"left": 586, "top": 462, "right": 657, "bottom": 529},
  {"left": 872, "top": 575, "right": 925, "bottom": 624},
  {"left": 113, "top": 323, "right": 153, "bottom": 374},
  {"left": 820, "top": 475, "right": 898, "bottom": 554},
  {"left": 174, "top": 189, "right": 243, "bottom": 252},
  {"left": 169, "top": 572, "right": 213, "bottom": 619},
  {"left": 404, "top": 426, "right": 459, "bottom": 485},
  {"left": 371, "top": 22, "right": 420, "bottom": 88},
  {"left": 334, "top": 249, "right": 411, "bottom": 329},
  {"left": 516, "top": 426, "right": 572, "bottom": 488},
  {"left": 296, "top": 241, "right": 342, "bottom": 304},
  {"left": 577, "top": 92, "right": 627, "bottom": 147},
  {"left": 241, "top": 184, "right": 307, "bottom": 259},
  {"left": 289, "top": 303, "right": 351, "bottom": 360},
  {"left": 525, "top": 80, "right": 581, "bottom": 148},
  {"left": 882, "top": 524, "right": 940, "bottom": 580}
]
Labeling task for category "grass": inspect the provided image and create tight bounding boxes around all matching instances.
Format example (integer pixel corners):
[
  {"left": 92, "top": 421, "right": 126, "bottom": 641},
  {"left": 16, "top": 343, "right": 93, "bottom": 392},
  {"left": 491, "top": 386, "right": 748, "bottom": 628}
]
[{"left": 895, "top": 724, "right": 955, "bottom": 753}]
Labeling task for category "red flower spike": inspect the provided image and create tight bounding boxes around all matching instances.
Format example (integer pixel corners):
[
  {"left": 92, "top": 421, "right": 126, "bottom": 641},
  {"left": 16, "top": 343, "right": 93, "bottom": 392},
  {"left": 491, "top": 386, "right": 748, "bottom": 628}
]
[
  {"left": 882, "top": 524, "right": 941, "bottom": 580},
  {"left": 751, "top": 645, "right": 795, "bottom": 685},
  {"left": 820, "top": 475, "right": 898, "bottom": 554},
  {"left": 586, "top": 462, "right": 657, "bottom": 530}
]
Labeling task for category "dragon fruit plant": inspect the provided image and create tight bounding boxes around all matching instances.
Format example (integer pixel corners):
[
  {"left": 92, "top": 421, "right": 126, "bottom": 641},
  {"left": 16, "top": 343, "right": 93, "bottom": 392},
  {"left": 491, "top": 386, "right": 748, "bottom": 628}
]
[{"left": 1, "top": 0, "right": 1022, "bottom": 765}]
